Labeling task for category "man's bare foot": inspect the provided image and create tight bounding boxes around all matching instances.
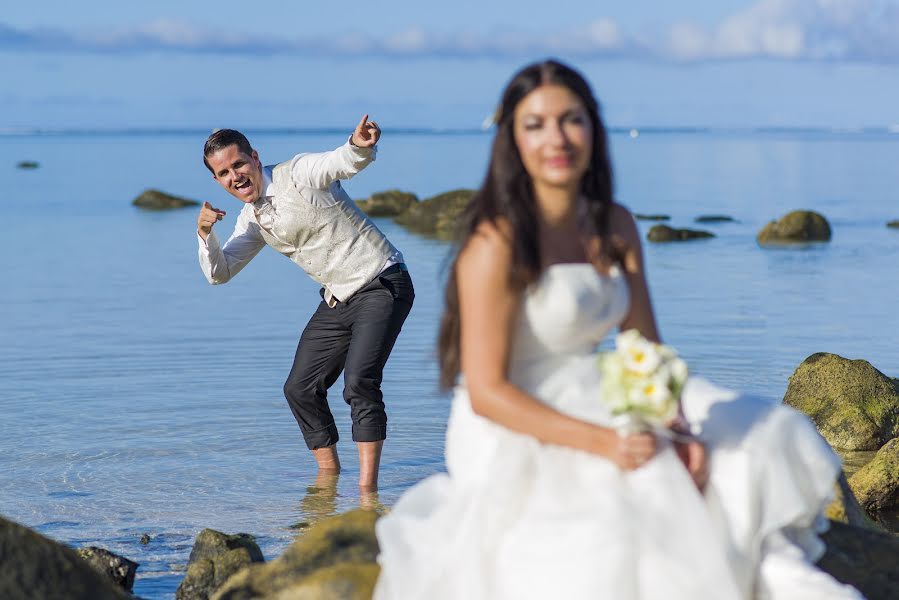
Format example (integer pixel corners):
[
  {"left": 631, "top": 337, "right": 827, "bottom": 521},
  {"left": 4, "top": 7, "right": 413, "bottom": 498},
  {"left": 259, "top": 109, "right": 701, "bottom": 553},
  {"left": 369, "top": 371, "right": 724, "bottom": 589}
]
[
  {"left": 312, "top": 444, "right": 341, "bottom": 473},
  {"left": 357, "top": 440, "right": 383, "bottom": 490}
]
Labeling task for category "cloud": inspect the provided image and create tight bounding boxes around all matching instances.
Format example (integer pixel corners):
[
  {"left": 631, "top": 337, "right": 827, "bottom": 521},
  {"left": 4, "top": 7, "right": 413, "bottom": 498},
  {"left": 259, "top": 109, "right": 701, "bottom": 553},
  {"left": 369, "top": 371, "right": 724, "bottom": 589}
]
[{"left": 2, "top": 0, "right": 899, "bottom": 63}]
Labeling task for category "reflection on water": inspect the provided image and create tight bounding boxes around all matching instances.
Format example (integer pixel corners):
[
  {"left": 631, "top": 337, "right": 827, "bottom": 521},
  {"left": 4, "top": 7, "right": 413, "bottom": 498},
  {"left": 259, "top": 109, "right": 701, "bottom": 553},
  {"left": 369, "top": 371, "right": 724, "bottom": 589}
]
[
  {"left": 290, "top": 472, "right": 386, "bottom": 533},
  {"left": 292, "top": 472, "right": 340, "bottom": 531},
  {"left": 837, "top": 450, "right": 878, "bottom": 478}
]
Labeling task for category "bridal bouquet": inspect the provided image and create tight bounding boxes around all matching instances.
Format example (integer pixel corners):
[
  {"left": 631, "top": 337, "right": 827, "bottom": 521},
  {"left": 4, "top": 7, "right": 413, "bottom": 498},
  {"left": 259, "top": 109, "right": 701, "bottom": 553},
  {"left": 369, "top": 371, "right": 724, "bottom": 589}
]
[{"left": 597, "top": 329, "right": 688, "bottom": 432}]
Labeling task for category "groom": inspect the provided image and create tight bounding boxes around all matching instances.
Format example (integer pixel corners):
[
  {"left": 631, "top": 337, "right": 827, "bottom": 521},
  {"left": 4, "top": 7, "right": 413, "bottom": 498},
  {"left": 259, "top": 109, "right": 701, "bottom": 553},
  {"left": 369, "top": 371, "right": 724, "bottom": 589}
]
[{"left": 196, "top": 115, "right": 414, "bottom": 492}]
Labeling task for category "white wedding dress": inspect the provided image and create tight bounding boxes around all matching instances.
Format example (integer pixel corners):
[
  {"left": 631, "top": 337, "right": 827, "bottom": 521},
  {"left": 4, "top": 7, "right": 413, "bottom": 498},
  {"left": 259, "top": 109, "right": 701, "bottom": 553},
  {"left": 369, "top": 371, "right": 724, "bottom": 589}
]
[{"left": 374, "top": 263, "right": 863, "bottom": 599}]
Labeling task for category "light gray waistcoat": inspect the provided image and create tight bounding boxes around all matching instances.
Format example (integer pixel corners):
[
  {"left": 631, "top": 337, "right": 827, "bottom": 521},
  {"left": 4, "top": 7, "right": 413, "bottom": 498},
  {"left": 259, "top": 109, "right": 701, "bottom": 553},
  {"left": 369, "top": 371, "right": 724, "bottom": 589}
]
[{"left": 258, "top": 160, "right": 398, "bottom": 306}]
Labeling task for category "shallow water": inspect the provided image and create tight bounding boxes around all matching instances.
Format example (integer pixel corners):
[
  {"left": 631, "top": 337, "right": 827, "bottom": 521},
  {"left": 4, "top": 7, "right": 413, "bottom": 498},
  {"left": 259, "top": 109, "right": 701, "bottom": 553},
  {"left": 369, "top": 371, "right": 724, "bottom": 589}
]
[{"left": 1, "top": 129, "right": 898, "bottom": 598}]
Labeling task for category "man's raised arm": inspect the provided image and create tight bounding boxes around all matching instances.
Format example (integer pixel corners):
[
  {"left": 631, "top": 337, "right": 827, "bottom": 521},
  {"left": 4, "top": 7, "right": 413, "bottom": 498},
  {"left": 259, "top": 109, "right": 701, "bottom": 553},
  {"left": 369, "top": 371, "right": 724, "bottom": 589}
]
[{"left": 290, "top": 114, "right": 381, "bottom": 190}]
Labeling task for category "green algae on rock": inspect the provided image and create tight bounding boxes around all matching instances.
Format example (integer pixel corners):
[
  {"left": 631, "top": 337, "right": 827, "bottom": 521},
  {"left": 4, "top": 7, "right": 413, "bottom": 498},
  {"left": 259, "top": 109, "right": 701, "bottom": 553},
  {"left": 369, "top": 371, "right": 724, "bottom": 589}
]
[
  {"left": 757, "top": 210, "right": 831, "bottom": 245},
  {"left": 634, "top": 214, "right": 671, "bottom": 221},
  {"left": 394, "top": 189, "right": 474, "bottom": 240},
  {"left": 133, "top": 188, "right": 201, "bottom": 210},
  {"left": 356, "top": 190, "right": 418, "bottom": 217},
  {"left": 212, "top": 509, "right": 380, "bottom": 600},
  {"left": 848, "top": 437, "right": 899, "bottom": 514},
  {"left": 646, "top": 225, "right": 715, "bottom": 242},
  {"left": 783, "top": 353, "right": 899, "bottom": 451}
]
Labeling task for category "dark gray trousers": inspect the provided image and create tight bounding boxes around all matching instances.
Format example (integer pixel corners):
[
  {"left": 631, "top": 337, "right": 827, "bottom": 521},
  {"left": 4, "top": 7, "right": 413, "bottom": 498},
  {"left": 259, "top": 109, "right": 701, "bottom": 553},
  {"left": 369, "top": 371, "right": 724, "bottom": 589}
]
[{"left": 283, "top": 265, "right": 414, "bottom": 449}]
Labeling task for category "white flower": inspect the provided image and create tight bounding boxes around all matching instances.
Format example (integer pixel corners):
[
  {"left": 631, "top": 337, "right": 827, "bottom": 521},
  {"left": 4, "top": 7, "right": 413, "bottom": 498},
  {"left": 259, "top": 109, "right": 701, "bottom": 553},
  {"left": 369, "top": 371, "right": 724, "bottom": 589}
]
[
  {"left": 616, "top": 329, "right": 662, "bottom": 375},
  {"left": 598, "top": 330, "right": 689, "bottom": 429}
]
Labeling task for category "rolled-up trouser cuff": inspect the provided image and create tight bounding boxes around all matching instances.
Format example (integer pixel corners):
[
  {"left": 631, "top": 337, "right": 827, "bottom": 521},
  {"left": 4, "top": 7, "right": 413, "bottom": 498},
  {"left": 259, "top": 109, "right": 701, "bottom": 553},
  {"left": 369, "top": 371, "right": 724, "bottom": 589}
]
[
  {"left": 352, "top": 424, "right": 387, "bottom": 443},
  {"left": 303, "top": 422, "right": 340, "bottom": 450}
]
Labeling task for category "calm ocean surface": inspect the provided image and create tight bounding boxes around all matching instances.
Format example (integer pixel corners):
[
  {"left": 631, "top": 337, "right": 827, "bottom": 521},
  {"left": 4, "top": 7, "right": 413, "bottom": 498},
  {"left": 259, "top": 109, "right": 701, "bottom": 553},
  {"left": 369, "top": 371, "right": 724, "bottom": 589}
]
[{"left": 2, "top": 128, "right": 898, "bottom": 598}]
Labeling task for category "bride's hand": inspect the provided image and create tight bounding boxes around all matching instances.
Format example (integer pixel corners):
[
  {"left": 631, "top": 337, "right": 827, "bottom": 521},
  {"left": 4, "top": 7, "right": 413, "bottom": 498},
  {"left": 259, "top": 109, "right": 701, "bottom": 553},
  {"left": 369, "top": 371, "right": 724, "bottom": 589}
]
[
  {"left": 673, "top": 436, "right": 709, "bottom": 492},
  {"left": 613, "top": 431, "right": 657, "bottom": 471}
]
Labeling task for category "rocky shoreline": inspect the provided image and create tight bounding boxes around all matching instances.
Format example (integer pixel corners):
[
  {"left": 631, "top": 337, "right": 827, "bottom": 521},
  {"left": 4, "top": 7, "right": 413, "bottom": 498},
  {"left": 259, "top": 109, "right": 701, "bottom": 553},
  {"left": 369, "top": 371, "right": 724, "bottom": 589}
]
[{"left": 4, "top": 352, "right": 899, "bottom": 600}]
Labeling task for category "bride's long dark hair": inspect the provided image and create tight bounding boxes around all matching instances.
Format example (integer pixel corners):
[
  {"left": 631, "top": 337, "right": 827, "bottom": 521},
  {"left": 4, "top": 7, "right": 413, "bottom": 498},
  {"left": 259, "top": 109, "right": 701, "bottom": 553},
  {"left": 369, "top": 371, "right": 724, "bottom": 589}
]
[{"left": 437, "top": 59, "right": 616, "bottom": 390}]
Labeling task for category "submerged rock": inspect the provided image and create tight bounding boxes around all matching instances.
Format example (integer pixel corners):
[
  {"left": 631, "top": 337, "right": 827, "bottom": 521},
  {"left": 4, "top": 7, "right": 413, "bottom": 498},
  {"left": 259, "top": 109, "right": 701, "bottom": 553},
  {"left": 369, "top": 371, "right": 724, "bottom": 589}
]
[
  {"left": 694, "top": 214, "right": 736, "bottom": 223},
  {"left": 818, "top": 520, "right": 899, "bottom": 600},
  {"left": 212, "top": 509, "right": 380, "bottom": 600},
  {"left": 783, "top": 353, "right": 899, "bottom": 451},
  {"left": 848, "top": 437, "right": 899, "bottom": 514},
  {"left": 132, "top": 189, "right": 200, "bottom": 210},
  {"left": 356, "top": 190, "right": 418, "bottom": 217},
  {"left": 757, "top": 210, "right": 831, "bottom": 244},
  {"left": 634, "top": 213, "right": 671, "bottom": 221},
  {"left": 646, "top": 225, "right": 715, "bottom": 242},
  {"left": 394, "top": 189, "right": 474, "bottom": 240},
  {"left": 76, "top": 546, "right": 138, "bottom": 593},
  {"left": 16, "top": 160, "right": 40, "bottom": 169},
  {"left": 177, "top": 529, "right": 265, "bottom": 600},
  {"left": 0, "top": 515, "right": 130, "bottom": 600}
]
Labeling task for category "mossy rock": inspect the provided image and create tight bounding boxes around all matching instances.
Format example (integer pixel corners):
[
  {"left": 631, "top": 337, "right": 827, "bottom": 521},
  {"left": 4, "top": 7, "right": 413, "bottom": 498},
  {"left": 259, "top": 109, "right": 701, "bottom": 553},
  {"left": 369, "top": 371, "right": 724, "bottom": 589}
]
[
  {"left": 634, "top": 213, "right": 670, "bottom": 221},
  {"left": 848, "top": 437, "right": 899, "bottom": 514},
  {"left": 783, "top": 353, "right": 899, "bottom": 450},
  {"left": 133, "top": 188, "right": 201, "bottom": 210},
  {"left": 757, "top": 210, "right": 831, "bottom": 244},
  {"left": 212, "top": 509, "right": 379, "bottom": 600},
  {"left": 0, "top": 515, "right": 130, "bottom": 600},
  {"left": 694, "top": 215, "right": 735, "bottom": 223},
  {"left": 356, "top": 190, "right": 418, "bottom": 217},
  {"left": 646, "top": 225, "right": 715, "bottom": 242},
  {"left": 178, "top": 547, "right": 256, "bottom": 600},
  {"left": 394, "top": 189, "right": 474, "bottom": 240},
  {"left": 17, "top": 160, "right": 40, "bottom": 169},
  {"left": 818, "top": 520, "right": 899, "bottom": 600},
  {"left": 266, "top": 562, "right": 380, "bottom": 600},
  {"left": 825, "top": 472, "right": 883, "bottom": 531},
  {"left": 887, "top": 220, "right": 899, "bottom": 229},
  {"left": 187, "top": 529, "right": 264, "bottom": 565}
]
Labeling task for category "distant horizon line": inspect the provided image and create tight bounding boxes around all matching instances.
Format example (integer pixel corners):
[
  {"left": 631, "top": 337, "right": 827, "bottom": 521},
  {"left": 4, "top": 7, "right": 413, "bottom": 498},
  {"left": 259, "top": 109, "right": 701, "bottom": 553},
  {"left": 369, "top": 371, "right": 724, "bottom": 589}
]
[{"left": 3, "top": 125, "right": 899, "bottom": 138}]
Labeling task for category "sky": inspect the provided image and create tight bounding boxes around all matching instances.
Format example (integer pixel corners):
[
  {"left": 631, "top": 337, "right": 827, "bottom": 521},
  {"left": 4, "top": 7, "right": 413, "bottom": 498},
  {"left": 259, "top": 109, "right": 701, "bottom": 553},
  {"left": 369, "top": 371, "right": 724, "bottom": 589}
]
[{"left": 2, "top": 0, "right": 899, "bottom": 130}]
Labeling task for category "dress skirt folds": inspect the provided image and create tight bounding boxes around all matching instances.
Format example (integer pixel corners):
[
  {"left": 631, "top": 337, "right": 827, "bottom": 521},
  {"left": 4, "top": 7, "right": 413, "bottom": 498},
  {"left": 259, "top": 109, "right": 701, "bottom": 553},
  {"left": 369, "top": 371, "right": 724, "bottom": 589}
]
[{"left": 374, "top": 264, "right": 864, "bottom": 600}]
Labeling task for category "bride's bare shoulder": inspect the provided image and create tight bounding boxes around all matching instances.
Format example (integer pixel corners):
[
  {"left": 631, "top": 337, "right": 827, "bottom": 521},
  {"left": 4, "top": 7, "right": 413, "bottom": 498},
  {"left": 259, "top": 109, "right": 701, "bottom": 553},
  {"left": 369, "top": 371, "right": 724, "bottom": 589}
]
[{"left": 457, "top": 218, "right": 514, "bottom": 278}]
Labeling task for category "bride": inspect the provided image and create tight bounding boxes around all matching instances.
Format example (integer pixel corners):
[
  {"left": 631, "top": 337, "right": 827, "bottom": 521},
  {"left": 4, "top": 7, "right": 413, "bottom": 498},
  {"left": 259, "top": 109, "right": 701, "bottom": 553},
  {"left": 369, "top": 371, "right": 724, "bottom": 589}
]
[{"left": 373, "top": 60, "right": 863, "bottom": 599}]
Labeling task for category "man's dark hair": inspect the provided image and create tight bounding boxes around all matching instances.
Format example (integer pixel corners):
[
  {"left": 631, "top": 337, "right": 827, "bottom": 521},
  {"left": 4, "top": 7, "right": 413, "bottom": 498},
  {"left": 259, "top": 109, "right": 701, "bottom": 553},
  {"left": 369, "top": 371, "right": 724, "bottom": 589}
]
[{"left": 203, "top": 129, "right": 254, "bottom": 173}]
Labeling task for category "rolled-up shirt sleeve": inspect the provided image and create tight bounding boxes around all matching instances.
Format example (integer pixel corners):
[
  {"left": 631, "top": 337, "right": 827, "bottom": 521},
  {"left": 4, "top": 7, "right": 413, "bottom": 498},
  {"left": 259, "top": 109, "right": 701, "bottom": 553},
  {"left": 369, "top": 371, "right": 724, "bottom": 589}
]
[
  {"left": 289, "top": 138, "right": 376, "bottom": 190},
  {"left": 198, "top": 207, "right": 265, "bottom": 284}
]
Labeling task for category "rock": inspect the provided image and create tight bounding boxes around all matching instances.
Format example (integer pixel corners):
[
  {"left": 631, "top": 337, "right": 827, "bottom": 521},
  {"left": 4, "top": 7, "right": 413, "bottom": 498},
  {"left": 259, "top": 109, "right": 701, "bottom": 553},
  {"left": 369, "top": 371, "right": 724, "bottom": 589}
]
[
  {"left": 646, "top": 225, "right": 715, "bottom": 242},
  {"left": 139, "top": 534, "right": 150, "bottom": 545},
  {"left": 16, "top": 161, "right": 39, "bottom": 169},
  {"left": 0, "top": 515, "right": 130, "bottom": 600},
  {"left": 888, "top": 220, "right": 899, "bottom": 229},
  {"left": 634, "top": 214, "right": 671, "bottom": 221},
  {"left": 356, "top": 190, "right": 418, "bottom": 217},
  {"left": 76, "top": 546, "right": 138, "bottom": 593},
  {"left": 818, "top": 520, "right": 899, "bottom": 600},
  {"left": 212, "top": 509, "right": 380, "bottom": 600},
  {"left": 848, "top": 437, "right": 899, "bottom": 514},
  {"left": 132, "top": 189, "right": 200, "bottom": 210},
  {"left": 783, "top": 353, "right": 899, "bottom": 450},
  {"left": 694, "top": 215, "right": 735, "bottom": 223},
  {"left": 177, "top": 548, "right": 257, "bottom": 600},
  {"left": 825, "top": 472, "right": 883, "bottom": 530},
  {"left": 176, "top": 529, "right": 264, "bottom": 600},
  {"left": 187, "top": 529, "right": 264, "bottom": 565},
  {"left": 756, "top": 210, "right": 831, "bottom": 244},
  {"left": 394, "top": 189, "right": 474, "bottom": 239}
]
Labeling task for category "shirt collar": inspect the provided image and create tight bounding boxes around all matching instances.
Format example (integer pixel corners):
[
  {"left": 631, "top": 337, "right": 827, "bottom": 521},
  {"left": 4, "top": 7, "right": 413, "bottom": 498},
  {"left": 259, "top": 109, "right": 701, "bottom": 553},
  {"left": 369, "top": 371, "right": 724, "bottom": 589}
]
[{"left": 253, "top": 165, "right": 275, "bottom": 209}]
